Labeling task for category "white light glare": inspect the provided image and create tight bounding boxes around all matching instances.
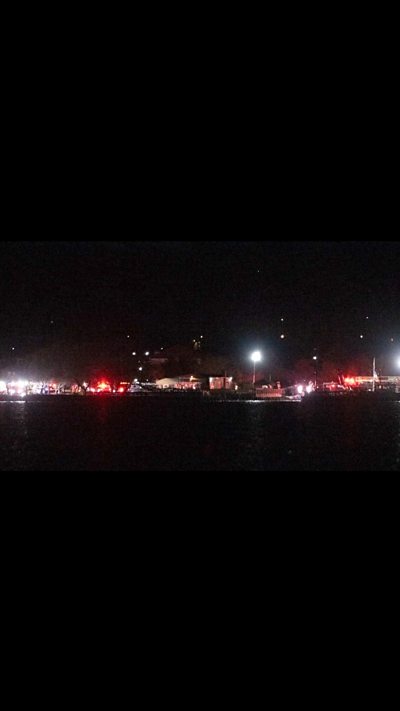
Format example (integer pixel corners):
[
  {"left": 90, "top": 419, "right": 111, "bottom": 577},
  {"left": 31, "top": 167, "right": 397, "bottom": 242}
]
[
  {"left": 297, "top": 385, "right": 304, "bottom": 394},
  {"left": 251, "top": 351, "right": 262, "bottom": 363},
  {"left": 306, "top": 384, "right": 313, "bottom": 394}
]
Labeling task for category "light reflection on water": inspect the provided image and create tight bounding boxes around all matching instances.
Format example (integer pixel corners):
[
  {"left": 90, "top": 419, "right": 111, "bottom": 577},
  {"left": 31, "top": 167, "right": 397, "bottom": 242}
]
[
  {"left": 0, "top": 398, "right": 399, "bottom": 471},
  {"left": 0, "top": 401, "right": 30, "bottom": 470},
  {"left": 0, "top": 400, "right": 27, "bottom": 404},
  {"left": 396, "top": 402, "right": 400, "bottom": 467}
]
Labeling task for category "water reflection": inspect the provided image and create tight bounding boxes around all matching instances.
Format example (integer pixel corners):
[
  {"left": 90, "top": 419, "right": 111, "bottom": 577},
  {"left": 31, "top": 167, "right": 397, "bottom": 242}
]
[{"left": 1, "top": 399, "right": 399, "bottom": 471}]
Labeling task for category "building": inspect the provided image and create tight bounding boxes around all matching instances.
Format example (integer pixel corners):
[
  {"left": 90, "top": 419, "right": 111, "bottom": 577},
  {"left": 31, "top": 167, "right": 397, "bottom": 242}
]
[
  {"left": 256, "top": 386, "right": 286, "bottom": 399},
  {"left": 156, "top": 377, "right": 180, "bottom": 389},
  {"left": 344, "top": 375, "right": 400, "bottom": 391},
  {"left": 156, "top": 375, "right": 204, "bottom": 390},
  {"left": 208, "top": 375, "right": 234, "bottom": 390}
]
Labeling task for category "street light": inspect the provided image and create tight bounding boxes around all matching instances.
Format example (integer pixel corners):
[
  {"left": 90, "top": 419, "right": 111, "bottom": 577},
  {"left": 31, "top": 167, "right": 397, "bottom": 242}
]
[{"left": 250, "top": 351, "right": 262, "bottom": 388}]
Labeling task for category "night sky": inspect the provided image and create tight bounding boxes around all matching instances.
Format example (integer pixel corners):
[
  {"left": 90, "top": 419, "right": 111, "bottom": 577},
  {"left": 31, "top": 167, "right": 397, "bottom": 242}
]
[{"left": 0, "top": 241, "right": 399, "bottom": 370}]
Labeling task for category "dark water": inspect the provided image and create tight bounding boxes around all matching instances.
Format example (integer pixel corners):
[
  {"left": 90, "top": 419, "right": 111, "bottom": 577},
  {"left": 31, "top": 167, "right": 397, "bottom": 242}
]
[{"left": 0, "top": 397, "right": 399, "bottom": 471}]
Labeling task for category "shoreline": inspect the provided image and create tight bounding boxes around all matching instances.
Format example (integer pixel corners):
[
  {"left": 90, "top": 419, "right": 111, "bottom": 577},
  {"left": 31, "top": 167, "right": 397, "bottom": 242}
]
[{"left": 1, "top": 390, "right": 399, "bottom": 403}]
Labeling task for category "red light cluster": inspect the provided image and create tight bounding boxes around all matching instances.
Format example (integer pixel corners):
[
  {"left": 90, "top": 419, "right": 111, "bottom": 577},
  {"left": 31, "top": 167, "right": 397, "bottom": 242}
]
[
  {"left": 96, "top": 381, "right": 112, "bottom": 393},
  {"left": 91, "top": 381, "right": 129, "bottom": 394}
]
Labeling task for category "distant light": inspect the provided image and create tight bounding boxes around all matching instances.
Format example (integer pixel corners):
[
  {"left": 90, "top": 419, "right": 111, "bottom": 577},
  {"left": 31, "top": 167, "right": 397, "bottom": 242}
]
[
  {"left": 297, "top": 385, "right": 303, "bottom": 394},
  {"left": 306, "top": 384, "right": 313, "bottom": 394},
  {"left": 312, "top": 356, "right": 317, "bottom": 361},
  {"left": 127, "top": 335, "right": 130, "bottom": 338},
  {"left": 145, "top": 351, "right": 150, "bottom": 356},
  {"left": 138, "top": 367, "right": 143, "bottom": 371},
  {"left": 11, "top": 347, "right": 15, "bottom": 351},
  {"left": 281, "top": 318, "right": 284, "bottom": 322},
  {"left": 390, "top": 338, "right": 394, "bottom": 343},
  {"left": 280, "top": 334, "right": 285, "bottom": 339},
  {"left": 200, "top": 336, "right": 204, "bottom": 339},
  {"left": 132, "top": 352, "right": 136, "bottom": 356},
  {"left": 366, "top": 316, "right": 369, "bottom": 320},
  {"left": 250, "top": 351, "right": 262, "bottom": 363},
  {"left": 360, "top": 334, "right": 364, "bottom": 339}
]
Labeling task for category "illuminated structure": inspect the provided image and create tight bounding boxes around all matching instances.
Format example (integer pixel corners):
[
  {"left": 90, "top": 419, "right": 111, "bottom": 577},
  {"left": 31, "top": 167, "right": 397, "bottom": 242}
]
[
  {"left": 344, "top": 375, "right": 400, "bottom": 391},
  {"left": 209, "top": 376, "right": 233, "bottom": 390}
]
